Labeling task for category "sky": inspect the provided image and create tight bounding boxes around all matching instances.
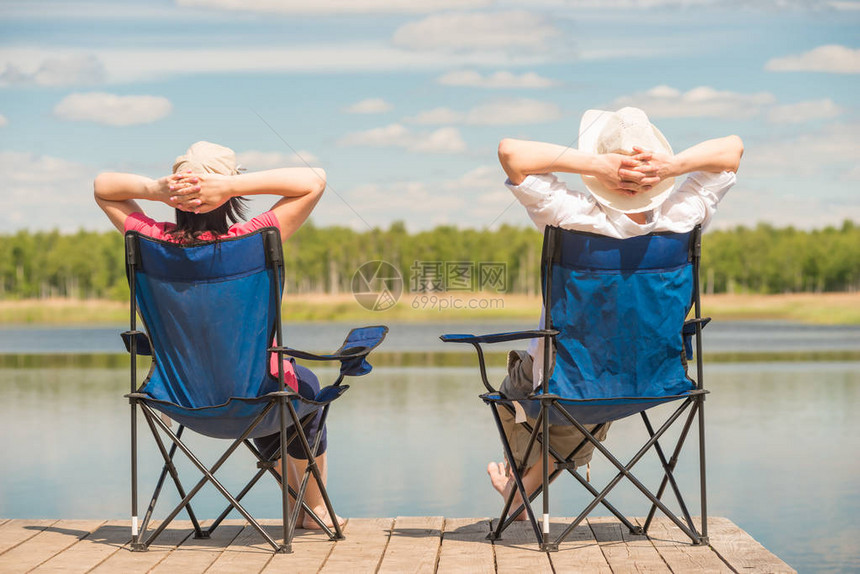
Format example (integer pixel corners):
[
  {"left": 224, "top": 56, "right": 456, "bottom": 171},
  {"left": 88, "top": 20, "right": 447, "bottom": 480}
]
[{"left": 1, "top": 0, "right": 858, "bottom": 234}]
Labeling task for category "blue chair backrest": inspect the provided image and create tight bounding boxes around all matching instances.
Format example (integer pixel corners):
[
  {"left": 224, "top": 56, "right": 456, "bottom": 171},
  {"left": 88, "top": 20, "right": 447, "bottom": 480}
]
[
  {"left": 127, "top": 228, "right": 283, "bottom": 409},
  {"left": 543, "top": 227, "right": 697, "bottom": 401}
]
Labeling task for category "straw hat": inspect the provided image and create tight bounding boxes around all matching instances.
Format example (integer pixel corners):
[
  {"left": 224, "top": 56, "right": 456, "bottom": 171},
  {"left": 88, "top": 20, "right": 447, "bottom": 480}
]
[
  {"left": 578, "top": 107, "right": 675, "bottom": 214},
  {"left": 173, "top": 141, "right": 239, "bottom": 176}
]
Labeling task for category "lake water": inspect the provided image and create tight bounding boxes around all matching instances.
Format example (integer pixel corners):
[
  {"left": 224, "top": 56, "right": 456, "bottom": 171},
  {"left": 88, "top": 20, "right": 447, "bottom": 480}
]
[{"left": 1, "top": 322, "right": 859, "bottom": 573}]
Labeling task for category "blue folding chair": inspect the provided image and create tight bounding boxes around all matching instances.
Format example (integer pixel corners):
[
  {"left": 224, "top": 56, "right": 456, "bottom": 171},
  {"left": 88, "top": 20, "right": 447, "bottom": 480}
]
[
  {"left": 122, "top": 227, "right": 387, "bottom": 553},
  {"left": 442, "top": 225, "right": 710, "bottom": 550}
]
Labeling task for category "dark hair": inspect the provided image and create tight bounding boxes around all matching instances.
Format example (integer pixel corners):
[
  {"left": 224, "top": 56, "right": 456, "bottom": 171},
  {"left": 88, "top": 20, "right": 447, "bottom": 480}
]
[{"left": 167, "top": 197, "right": 248, "bottom": 243}]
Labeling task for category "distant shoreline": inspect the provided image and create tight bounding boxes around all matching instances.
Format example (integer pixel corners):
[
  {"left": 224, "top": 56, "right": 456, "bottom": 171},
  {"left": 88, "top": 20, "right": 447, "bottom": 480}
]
[{"left": 1, "top": 292, "right": 859, "bottom": 325}]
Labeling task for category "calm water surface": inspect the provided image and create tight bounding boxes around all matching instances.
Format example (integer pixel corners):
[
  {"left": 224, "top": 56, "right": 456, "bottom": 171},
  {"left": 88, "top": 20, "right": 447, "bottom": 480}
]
[
  {"left": 0, "top": 323, "right": 858, "bottom": 573},
  {"left": 3, "top": 320, "right": 860, "bottom": 354}
]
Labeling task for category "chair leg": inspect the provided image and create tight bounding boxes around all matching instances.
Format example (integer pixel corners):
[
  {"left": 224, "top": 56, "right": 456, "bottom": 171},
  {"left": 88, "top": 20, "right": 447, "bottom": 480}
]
[
  {"left": 487, "top": 402, "right": 543, "bottom": 544},
  {"left": 286, "top": 402, "right": 344, "bottom": 541},
  {"left": 138, "top": 402, "right": 285, "bottom": 552},
  {"left": 552, "top": 399, "right": 703, "bottom": 545},
  {"left": 697, "top": 394, "right": 709, "bottom": 544},
  {"left": 641, "top": 407, "right": 699, "bottom": 536},
  {"left": 143, "top": 426, "right": 208, "bottom": 540},
  {"left": 278, "top": 396, "right": 293, "bottom": 553},
  {"left": 130, "top": 399, "right": 145, "bottom": 552},
  {"left": 495, "top": 415, "right": 639, "bottom": 538}
]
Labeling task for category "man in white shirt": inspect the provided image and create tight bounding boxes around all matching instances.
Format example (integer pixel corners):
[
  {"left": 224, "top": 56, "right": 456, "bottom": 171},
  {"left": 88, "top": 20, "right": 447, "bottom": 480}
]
[{"left": 488, "top": 107, "right": 744, "bottom": 517}]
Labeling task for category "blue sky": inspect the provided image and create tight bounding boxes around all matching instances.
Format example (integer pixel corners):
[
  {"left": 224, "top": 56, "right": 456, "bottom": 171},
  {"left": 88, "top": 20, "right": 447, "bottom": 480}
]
[{"left": 1, "top": 0, "right": 858, "bottom": 233}]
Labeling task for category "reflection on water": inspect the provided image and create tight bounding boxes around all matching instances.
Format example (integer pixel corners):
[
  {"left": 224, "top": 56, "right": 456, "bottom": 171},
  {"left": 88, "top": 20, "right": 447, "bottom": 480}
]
[{"left": 0, "top": 359, "right": 858, "bottom": 573}]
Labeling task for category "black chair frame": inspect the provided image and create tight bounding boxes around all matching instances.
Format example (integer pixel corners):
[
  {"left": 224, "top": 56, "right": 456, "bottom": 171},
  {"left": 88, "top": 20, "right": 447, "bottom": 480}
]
[
  {"left": 442, "top": 226, "right": 710, "bottom": 551},
  {"left": 124, "top": 229, "right": 381, "bottom": 553}
]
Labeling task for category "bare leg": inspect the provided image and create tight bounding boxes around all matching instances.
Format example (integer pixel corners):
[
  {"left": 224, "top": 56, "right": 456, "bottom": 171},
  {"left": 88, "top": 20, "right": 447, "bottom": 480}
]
[
  {"left": 280, "top": 453, "right": 343, "bottom": 530},
  {"left": 487, "top": 459, "right": 546, "bottom": 521}
]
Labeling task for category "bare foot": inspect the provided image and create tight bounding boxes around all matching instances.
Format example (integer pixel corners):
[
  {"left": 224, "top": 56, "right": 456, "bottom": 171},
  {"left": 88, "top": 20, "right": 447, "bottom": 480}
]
[
  {"left": 301, "top": 506, "right": 346, "bottom": 530},
  {"left": 487, "top": 461, "right": 527, "bottom": 521},
  {"left": 487, "top": 461, "right": 509, "bottom": 495}
]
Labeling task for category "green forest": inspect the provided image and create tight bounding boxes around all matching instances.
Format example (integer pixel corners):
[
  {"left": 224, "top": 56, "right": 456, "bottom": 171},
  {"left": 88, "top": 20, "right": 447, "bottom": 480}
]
[{"left": 1, "top": 220, "right": 859, "bottom": 301}]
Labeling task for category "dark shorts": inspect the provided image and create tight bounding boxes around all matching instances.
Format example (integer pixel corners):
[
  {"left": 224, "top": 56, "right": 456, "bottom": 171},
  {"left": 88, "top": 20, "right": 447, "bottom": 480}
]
[{"left": 253, "top": 364, "right": 328, "bottom": 460}]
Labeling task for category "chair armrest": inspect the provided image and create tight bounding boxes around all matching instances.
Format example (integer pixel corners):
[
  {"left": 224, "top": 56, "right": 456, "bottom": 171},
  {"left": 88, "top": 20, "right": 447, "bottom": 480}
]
[
  {"left": 683, "top": 317, "right": 711, "bottom": 359},
  {"left": 271, "top": 325, "right": 388, "bottom": 377},
  {"left": 440, "top": 329, "right": 558, "bottom": 345},
  {"left": 683, "top": 317, "right": 711, "bottom": 334},
  {"left": 439, "top": 329, "right": 557, "bottom": 394},
  {"left": 121, "top": 331, "right": 152, "bottom": 356}
]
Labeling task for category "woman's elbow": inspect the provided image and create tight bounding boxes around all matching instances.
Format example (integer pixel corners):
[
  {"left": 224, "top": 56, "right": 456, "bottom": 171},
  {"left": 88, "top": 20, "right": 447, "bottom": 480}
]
[
  {"left": 93, "top": 172, "right": 112, "bottom": 199},
  {"left": 311, "top": 168, "right": 326, "bottom": 196}
]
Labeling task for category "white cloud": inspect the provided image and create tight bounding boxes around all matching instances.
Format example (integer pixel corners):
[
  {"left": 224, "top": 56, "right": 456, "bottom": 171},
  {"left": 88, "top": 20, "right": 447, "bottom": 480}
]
[
  {"left": 405, "top": 108, "right": 464, "bottom": 125},
  {"left": 0, "top": 151, "right": 102, "bottom": 232},
  {"left": 175, "top": 0, "right": 491, "bottom": 14},
  {"left": 611, "top": 85, "right": 776, "bottom": 119},
  {"left": 392, "top": 12, "right": 559, "bottom": 52},
  {"left": 827, "top": 1, "right": 860, "bottom": 9},
  {"left": 53, "top": 92, "right": 172, "bottom": 126},
  {"left": 765, "top": 45, "right": 860, "bottom": 74},
  {"left": 0, "top": 115, "right": 7, "bottom": 128},
  {"left": 235, "top": 150, "right": 320, "bottom": 170},
  {"left": 743, "top": 122, "right": 860, "bottom": 177},
  {"left": 0, "top": 46, "right": 547, "bottom": 84},
  {"left": 513, "top": 0, "right": 859, "bottom": 8},
  {"left": 767, "top": 98, "right": 842, "bottom": 124},
  {"left": 344, "top": 98, "right": 394, "bottom": 114},
  {"left": 406, "top": 99, "right": 562, "bottom": 126},
  {"left": 437, "top": 69, "right": 559, "bottom": 89},
  {"left": 0, "top": 53, "right": 105, "bottom": 86},
  {"left": 466, "top": 98, "right": 563, "bottom": 125},
  {"left": 337, "top": 123, "right": 467, "bottom": 153}
]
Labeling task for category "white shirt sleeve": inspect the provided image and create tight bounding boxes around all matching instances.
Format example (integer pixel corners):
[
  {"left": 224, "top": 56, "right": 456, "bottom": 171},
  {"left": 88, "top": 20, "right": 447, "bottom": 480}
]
[
  {"left": 661, "top": 171, "right": 737, "bottom": 231},
  {"left": 505, "top": 174, "right": 600, "bottom": 232}
]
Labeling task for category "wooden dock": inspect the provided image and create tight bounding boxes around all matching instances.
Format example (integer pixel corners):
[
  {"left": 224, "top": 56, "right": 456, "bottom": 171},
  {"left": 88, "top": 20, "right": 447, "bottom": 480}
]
[{"left": 0, "top": 516, "right": 795, "bottom": 573}]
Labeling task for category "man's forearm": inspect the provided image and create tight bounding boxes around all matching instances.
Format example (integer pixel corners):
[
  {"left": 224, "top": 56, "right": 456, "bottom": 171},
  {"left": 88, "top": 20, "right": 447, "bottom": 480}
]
[
  {"left": 498, "top": 139, "right": 602, "bottom": 184},
  {"left": 669, "top": 135, "right": 744, "bottom": 176}
]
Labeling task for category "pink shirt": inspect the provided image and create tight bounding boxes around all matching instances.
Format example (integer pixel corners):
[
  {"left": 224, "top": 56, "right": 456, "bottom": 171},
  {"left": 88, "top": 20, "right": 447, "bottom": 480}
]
[
  {"left": 124, "top": 211, "right": 281, "bottom": 240},
  {"left": 125, "top": 211, "right": 299, "bottom": 391}
]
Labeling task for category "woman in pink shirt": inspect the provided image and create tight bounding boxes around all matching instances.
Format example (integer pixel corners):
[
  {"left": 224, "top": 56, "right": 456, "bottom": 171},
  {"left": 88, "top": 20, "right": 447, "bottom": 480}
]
[{"left": 94, "top": 141, "right": 339, "bottom": 530}]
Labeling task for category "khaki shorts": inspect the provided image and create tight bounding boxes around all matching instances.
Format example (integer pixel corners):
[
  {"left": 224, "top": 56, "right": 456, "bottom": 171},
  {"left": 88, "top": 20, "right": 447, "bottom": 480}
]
[{"left": 498, "top": 350, "right": 611, "bottom": 470}]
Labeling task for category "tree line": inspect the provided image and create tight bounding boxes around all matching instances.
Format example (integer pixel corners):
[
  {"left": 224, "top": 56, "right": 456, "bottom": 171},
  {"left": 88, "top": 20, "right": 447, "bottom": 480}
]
[{"left": 0, "top": 220, "right": 858, "bottom": 301}]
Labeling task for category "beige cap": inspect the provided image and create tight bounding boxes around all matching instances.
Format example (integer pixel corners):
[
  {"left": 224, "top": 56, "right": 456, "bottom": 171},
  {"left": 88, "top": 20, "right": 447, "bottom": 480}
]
[
  {"left": 578, "top": 107, "right": 675, "bottom": 214},
  {"left": 173, "top": 141, "right": 239, "bottom": 176}
]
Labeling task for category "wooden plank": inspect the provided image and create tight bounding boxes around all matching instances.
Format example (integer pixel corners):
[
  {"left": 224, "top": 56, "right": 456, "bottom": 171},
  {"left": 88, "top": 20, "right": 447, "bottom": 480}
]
[
  {"left": 491, "top": 519, "right": 553, "bottom": 574},
  {"left": 548, "top": 517, "right": 611, "bottom": 573},
  {"left": 588, "top": 516, "right": 671, "bottom": 573},
  {"left": 707, "top": 516, "right": 797, "bottom": 573},
  {"left": 33, "top": 520, "right": 129, "bottom": 574},
  {"left": 89, "top": 520, "right": 194, "bottom": 573},
  {"left": 319, "top": 518, "right": 393, "bottom": 574},
  {"left": 644, "top": 517, "right": 732, "bottom": 573},
  {"left": 377, "top": 516, "right": 443, "bottom": 574},
  {"left": 149, "top": 520, "right": 244, "bottom": 574},
  {"left": 261, "top": 525, "right": 338, "bottom": 574},
  {"left": 0, "top": 520, "right": 104, "bottom": 574},
  {"left": 204, "top": 521, "right": 281, "bottom": 574},
  {"left": 437, "top": 518, "right": 494, "bottom": 574},
  {"left": 0, "top": 519, "right": 57, "bottom": 555}
]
